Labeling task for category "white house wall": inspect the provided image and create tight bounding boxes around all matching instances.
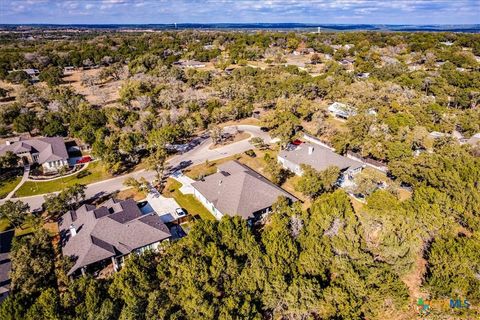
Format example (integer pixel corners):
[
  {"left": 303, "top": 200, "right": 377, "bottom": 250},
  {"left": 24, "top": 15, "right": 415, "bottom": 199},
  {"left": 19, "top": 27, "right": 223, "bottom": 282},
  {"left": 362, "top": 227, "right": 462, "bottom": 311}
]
[
  {"left": 42, "top": 159, "right": 68, "bottom": 173},
  {"left": 277, "top": 155, "right": 303, "bottom": 176},
  {"left": 193, "top": 188, "right": 224, "bottom": 220}
]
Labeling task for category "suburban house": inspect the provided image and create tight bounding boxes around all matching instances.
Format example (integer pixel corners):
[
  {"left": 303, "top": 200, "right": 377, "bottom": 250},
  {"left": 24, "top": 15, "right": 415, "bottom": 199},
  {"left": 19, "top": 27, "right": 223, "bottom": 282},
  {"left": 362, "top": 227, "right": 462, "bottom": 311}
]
[
  {"left": 58, "top": 198, "right": 171, "bottom": 276},
  {"left": 356, "top": 72, "right": 370, "bottom": 79},
  {"left": 293, "top": 47, "right": 315, "bottom": 55},
  {"left": 340, "top": 58, "right": 355, "bottom": 66},
  {"left": 7, "top": 68, "right": 40, "bottom": 82},
  {"left": 328, "top": 102, "right": 357, "bottom": 119},
  {"left": 0, "top": 229, "right": 14, "bottom": 303},
  {"left": 440, "top": 41, "right": 454, "bottom": 46},
  {"left": 429, "top": 131, "right": 449, "bottom": 139},
  {"left": 278, "top": 141, "right": 364, "bottom": 186},
  {"left": 192, "top": 160, "right": 298, "bottom": 222},
  {"left": 173, "top": 60, "right": 206, "bottom": 68},
  {"left": 467, "top": 133, "right": 480, "bottom": 146},
  {"left": 0, "top": 136, "right": 69, "bottom": 173}
]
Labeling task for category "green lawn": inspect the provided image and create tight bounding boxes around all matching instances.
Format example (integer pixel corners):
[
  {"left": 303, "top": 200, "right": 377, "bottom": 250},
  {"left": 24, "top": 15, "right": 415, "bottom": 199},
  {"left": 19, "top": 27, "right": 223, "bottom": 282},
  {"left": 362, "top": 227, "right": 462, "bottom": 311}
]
[
  {"left": 0, "top": 216, "right": 32, "bottom": 235},
  {"left": 162, "top": 178, "right": 215, "bottom": 221},
  {"left": 184, "top": 150, "right": 272, "bottom": 180},
  {"left": 0, "top": 175, "right": 22, "bottom": 199},
  {"left": 15, "top": 161, "right": 112, "bottom": 197},
  {"left": 0, "top": 217, "right": 11, "bottom": 232},
  {"left": 0, "top": 217, "right": 55, "bottom": 237}
]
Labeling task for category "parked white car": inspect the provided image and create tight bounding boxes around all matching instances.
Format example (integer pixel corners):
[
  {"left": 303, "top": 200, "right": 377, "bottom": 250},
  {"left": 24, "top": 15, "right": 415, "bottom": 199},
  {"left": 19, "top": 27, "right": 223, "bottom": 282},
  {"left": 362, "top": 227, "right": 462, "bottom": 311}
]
[{"left": 175, "top": 208, "right": 187, "bottom": 217}]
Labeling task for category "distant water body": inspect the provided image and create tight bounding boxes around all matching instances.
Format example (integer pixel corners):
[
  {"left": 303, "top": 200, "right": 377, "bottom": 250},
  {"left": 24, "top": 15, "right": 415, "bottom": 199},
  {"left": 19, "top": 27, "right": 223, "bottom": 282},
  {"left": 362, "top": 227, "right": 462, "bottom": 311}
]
[{"left": 2, "top": 23, "right": 480, "bottom": 33}]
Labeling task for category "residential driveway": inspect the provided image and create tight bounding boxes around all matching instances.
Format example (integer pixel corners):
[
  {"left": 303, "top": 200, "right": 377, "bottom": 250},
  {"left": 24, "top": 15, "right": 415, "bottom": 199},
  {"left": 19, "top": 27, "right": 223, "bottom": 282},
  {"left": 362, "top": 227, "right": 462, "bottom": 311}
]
[
  {"left": 139, "top": 185, "right": 182, "bottom": 223},
  {"left": 0, "top": 125, "right": 272, "bottom": 212},
  {"left": 144, "top": 192, "right": 181, "bottom": 223},
  {"left": 172, "top": 174, "right": 195, "bottom": 195}
]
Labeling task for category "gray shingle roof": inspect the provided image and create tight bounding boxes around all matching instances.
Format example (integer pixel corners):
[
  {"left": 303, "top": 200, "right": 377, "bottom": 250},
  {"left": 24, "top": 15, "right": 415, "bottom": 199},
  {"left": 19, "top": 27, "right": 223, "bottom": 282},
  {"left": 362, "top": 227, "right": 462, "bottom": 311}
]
[
  {"left": 192, "top": 160, "right": 297, "bottom": 220},
  {"left": 59, "top": 199, "right": 171, "bottom": 275},
  {"left": 0, "top": 229, "right": 14, "bottom": 296},
  {"left": 0, "top": 137, "right": 68, "bottom": 164},
  {"left": 279, "top": 142, "right": 364, "bottom": 172}
]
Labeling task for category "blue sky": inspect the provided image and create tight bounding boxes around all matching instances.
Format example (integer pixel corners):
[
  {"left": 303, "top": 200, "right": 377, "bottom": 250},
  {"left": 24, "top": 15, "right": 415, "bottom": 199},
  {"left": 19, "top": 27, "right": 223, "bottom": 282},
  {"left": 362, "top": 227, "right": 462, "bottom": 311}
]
[{"left": 1, "top": 0, "right": 479, "bottom": 25}]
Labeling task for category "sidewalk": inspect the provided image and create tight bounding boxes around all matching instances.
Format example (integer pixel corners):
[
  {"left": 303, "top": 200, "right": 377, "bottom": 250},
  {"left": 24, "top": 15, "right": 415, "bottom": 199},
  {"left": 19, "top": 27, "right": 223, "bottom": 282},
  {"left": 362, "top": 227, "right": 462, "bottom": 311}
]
[
  {"left": 5, "top": 165, "right": 30, "bottom": 200},
  {"left": 172, "top": 174, "right": 196, "bottom": 195}
]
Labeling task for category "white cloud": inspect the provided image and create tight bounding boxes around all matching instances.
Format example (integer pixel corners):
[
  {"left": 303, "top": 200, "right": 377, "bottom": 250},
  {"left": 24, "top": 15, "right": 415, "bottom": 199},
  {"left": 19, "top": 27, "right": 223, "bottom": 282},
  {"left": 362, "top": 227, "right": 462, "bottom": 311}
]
[{"left": 1, "top": 0, "right": 478, "bottom": 24}]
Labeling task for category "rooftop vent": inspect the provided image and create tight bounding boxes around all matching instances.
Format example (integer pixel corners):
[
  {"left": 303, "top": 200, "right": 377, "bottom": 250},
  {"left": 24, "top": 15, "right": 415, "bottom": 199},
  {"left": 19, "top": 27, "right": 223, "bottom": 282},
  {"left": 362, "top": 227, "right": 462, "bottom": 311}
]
[{"left": 69, "top": 224, "right": 77, "bottom": 237}]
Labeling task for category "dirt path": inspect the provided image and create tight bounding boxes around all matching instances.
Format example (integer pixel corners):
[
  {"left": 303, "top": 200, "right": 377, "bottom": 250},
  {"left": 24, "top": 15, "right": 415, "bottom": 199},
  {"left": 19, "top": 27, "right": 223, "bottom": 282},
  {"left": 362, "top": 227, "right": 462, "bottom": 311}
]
[{"left": 402, "top": 255, "right": 427, "bottom": 299}]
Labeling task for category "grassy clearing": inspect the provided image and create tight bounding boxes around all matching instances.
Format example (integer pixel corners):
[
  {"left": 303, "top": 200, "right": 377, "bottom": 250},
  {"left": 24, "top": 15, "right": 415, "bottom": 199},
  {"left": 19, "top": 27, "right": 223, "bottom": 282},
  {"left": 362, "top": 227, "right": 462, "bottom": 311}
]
[
  {"left": 184, "top": 149, "right": 274, "bottom": 180},
  {"left": 15, "top": 161, "right": 111, "bottom": 197},
  {"left": 218, "top": 118, "right": 262, "bottom": 127},
  {"left": 209, "top": 131, "right": 251, "bottom": 150},
  {"left": 0, "top": 175, "right": 22, "bottom": 199},
  {"left": 280, "top": 174, "right": 308, "bottom": 203},
  {"left": 326, "top": 117, "right": 349, "bottom": 133},
  {"left": 116, "top": 188, "right": 147, "bottom": 201},
  {"left": 184, "top": 156, "right": 237, "bottom": 180},
  {"left": 162, "top": 178, "right": 215, "bottom": 221},
  {"left": 0, "top": 217, "right": 11, "bottom": 232},
  {"left": 398, "top": 188, "right": 412, "bottom": 201},
  {"left": 0, "top": 218, "right": 59, "bottom": 237}
]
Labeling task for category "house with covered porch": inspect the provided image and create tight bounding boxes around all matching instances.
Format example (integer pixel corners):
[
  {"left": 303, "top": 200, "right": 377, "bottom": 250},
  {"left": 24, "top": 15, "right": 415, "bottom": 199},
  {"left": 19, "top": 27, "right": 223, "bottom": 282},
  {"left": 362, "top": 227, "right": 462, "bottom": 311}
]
[
  {"left": 278, "top": 141, "right": 365, "bottom": 187},
  {"left": 58, "top": 198, "right": 171, "bottom": 277},
  {"left": 0, "top": 136, "right": 69, "bottom": 173},
  {"left": 192, "top": 160, "right": 297, "bottom": 223}
]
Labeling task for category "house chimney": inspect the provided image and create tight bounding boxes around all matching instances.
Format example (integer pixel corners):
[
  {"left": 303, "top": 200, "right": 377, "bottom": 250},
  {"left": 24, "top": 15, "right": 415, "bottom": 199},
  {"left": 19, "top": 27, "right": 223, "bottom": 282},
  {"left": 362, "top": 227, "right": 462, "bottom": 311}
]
[
  {"left": 69, "top": 224, "right": 77, "bottom": 237},
  {"left": 308, "top": 146, "right": 314, "bottom": 155}
]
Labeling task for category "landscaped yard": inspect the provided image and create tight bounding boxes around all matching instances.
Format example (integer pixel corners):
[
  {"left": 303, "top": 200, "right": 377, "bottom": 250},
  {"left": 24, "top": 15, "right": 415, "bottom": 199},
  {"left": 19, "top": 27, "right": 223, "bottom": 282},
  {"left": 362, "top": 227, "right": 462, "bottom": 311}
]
[
  {"left": 15, "top": 161, "right": 112, "bottom": 197},
  {"left": 183, "top": 149, "right": 309, "bottom": 207},
  {"left": 162, "top": 178, "right": 215, "bottom": 221},
  {"left": 184, "top": 149, "right": 274, "bottom": 180},
  {"left": 0, "top": 175, "right": 22, "bottom": 199},
  {"left": 280, "top": 174, "right": 308, "bottom": 204}
]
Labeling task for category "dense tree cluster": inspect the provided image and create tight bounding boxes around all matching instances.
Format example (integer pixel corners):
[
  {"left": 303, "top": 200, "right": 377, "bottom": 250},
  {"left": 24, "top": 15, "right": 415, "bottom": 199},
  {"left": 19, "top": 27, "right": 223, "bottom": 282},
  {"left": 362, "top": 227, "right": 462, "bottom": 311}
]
[
  {"left": 1, "top": 193, "right": 419, "bottom": 319},
  {"left": 0, "top": 29, "right": 479, "bottom": 319}
]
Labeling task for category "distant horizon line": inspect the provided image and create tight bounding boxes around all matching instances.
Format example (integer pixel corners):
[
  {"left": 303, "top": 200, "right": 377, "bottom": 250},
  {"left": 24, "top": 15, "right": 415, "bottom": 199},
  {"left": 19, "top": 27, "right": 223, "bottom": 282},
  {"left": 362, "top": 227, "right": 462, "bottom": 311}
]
[{"left": 2, "top": 23, "right": 479, "bottom": 26}]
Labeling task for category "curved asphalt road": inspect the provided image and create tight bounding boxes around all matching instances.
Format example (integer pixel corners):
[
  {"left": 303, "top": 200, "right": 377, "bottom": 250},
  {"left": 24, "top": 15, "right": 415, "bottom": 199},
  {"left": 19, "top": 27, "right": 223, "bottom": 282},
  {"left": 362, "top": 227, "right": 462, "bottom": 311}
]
[{"left": 0, "top": 125, "right": 273, "bottom": 212}]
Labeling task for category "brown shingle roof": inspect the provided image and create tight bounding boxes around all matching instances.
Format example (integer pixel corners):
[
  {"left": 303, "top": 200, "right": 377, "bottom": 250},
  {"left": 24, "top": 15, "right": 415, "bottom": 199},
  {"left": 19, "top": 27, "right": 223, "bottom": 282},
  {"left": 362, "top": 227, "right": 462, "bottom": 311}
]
[
  {"left": 192, "top": 161, "right": 297, "bottom": 220},
  {"left": 59, "top": 199, "right": 171, "bottom": 275}
]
